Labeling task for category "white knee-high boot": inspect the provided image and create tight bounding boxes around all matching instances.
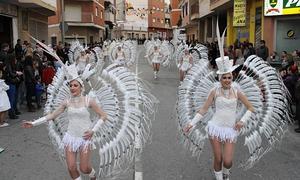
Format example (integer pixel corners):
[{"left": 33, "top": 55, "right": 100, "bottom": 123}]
[
  {"left": 214, "top": 170, "right": 223, "bottom": 180},
  {"left": 223, "top": 167, "right": 230, "bottom": 180},
  {"left": 74, "top": 176, "right": 82, "bottom": 180},
  {"left": 89, "top": 168, "right": 96, "bottom": 179}
]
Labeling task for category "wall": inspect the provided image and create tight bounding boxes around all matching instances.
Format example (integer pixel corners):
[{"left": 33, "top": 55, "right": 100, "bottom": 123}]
[{"left": 276, "top": 18, "right": 300, "bottom": 53}]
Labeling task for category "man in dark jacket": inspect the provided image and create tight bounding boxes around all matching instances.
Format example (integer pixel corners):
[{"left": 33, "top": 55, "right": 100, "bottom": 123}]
[
  {"left": 0, "top": 43, "right": 9, "bottom": 65},
  {"left": 256, "top": 40, "right": 269, "bottom": 61},
  {"left": 15, "top": 39, "right": 23, "bottom": 61}
]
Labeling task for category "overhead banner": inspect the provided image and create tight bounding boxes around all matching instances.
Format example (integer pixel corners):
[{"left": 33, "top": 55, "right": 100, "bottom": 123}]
[
  {"left": 265, "top": 0, "right": 300, "bottom": 16},
  {"left": 233, "top": 0, "right": 246, "bottom": 27},
  {"left": 124, "top": 0, "right": 148, "bottom": 31}
]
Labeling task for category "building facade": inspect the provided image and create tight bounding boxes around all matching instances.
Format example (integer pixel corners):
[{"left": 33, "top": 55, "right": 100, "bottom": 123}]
[
  {"left": 178, "top": 0, "right": 268, "bottom": 49},
  {"left": 148, "top": 0, "right": 169, "bottom": 39},
  {"left": 104, "top": 0, "right": 117, "bottom": 40},
  {"left": 0, "top": 0, "right": 56, "bottom": 46},
  {"left": 263, "top": 0, "right": 300, "bottom": 53},
  {"left": 170, "top": 0, "right": 181, "bottom": 28},
  {"left": 48, "top": 0, "right": 105, "bottom": 45}
]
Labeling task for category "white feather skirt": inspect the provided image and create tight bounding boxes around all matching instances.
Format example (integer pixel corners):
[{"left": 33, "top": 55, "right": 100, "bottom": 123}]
[
  {"left": 206, "top": 121, "right": 238, "bottom": 143},
  {"left": 60, "top": 133, "right": 96, "bottom": 152}
]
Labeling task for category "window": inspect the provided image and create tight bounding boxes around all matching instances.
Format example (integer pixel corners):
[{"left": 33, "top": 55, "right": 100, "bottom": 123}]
[
  {"left": 185, "top": 3, "right": 188, "bottom": 16},
  {"left": 100, "top": 10, "right": 103, "bottom": 19},
  {"left": 153, "top": 18, "right": 156, "bottom": 23},
  {"left": 90, "top": 36, "right": 93, "bottom": 43},
  {"left": 161, "top": 19, "right": 164, "bottom": 24},
  {"left": 95, "top": 7, "right": 98, "bottom": 16}
]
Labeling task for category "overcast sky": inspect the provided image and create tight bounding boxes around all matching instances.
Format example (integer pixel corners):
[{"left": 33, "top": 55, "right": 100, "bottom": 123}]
[{"left": 165, "top": 0, "right": 170, "bottom": 4}]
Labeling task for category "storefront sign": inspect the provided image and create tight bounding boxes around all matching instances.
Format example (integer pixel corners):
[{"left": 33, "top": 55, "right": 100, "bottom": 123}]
[
  {"left": 265, "top": 0, "right": 300, "bottom": 16},
  {"left": 287, "top": 29, "right": 295, "bottom": 38},
  {"left": 233, "top": 0, "right": 246, "bottom": 27}
]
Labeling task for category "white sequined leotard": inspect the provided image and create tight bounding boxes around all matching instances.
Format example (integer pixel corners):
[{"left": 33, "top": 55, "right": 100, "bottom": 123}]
[
  {"left": 180, "top": 55, "right": 191, "bottom": 71},
  {"left": 61, "top": 97, "right": 95, "bottom": 152},
  {"left": 206, "top": 86, "right": 239, "bottom": 142}
]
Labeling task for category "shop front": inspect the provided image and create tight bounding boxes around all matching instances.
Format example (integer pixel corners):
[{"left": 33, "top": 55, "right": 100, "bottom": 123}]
[{"left": 264, "top": 0, "right": 300, "bottom": 53}]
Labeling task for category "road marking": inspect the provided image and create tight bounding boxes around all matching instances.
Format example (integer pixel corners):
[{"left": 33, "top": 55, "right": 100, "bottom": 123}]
[{"left": 135, "top": 171, "right": 143, "bottom": 180}]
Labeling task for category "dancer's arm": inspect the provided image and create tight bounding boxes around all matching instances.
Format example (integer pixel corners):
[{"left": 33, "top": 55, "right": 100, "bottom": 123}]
[
  {"left": 22, "top": 100, "right": 68, "bottom": 128},
  {"left": 184, "top": 89, "right": 216, "bottom": 133},
  {"left": 234, "top": 91, "right": 254, "bottom": 131}
]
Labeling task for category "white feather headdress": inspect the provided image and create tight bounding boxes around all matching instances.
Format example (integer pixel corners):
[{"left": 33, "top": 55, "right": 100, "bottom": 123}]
[
  {"left": 65, "top": 64, "right": 84, "bottom": 86},
  {"left": 215, "top": 18, "right": 239, "bottom": 75}
]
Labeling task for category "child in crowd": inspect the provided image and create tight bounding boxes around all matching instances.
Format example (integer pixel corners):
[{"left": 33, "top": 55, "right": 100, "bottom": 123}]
[
  {"left": 35, "top": 75, "right": 44, "bottom": 109},
  {"left": 0, "top": 67, "right": 11, "bottom": 128}
]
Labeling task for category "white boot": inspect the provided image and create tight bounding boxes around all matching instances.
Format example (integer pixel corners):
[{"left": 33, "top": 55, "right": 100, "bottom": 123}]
[
  {"left": 74, "top": 176, "right": 82, "bottom": 180},
  {"left": 214, "top": 170, "right": 223, "bottom": 180},
  {"left": 154, "top": 71, "right": 157, "bottom": 79},
  {"left": 89, "top": 168, "right": 96, "bottom": 180},
  {"left": 223, "top": 167, "right": 230, "bottom": 180}
]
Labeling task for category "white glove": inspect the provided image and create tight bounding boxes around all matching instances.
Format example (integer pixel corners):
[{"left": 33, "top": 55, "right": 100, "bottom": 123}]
[
  {"left": 240, "top": 110, "right": 252, "bottom": 125},
  {"left": 31, "top": 116, "right": 48, "bottom": 126},
  {"left": 190, "top": 113, "right": 203, "bottom": 126},
  {"left": 91, "top": 119, "right": 105, "bottom": 133},
  {"left": 177, "top": 64, "right": 181, "bottom": 68}
]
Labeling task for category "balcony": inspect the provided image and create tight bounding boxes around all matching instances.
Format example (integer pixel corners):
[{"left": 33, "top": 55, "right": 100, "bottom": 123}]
[
  {"left": 105, "top": 10, "right": 115, "bottom": 23},
  {"left": 9, "top": 0, "right": 56, "bottom": 15}
]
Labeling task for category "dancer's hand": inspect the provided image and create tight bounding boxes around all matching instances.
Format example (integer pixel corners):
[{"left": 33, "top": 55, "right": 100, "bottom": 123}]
[
  {"left": 83, "top": 130, "right": 94, "bottom": 140},
  {"left": 21, "top": 120, "right": 33, "bottom": 128},
  {"left": 183, "top": 123, "right": 193, "bottom": 134},
  {"left": 234, "top": 121, "right": 244, "bottom": 131}
]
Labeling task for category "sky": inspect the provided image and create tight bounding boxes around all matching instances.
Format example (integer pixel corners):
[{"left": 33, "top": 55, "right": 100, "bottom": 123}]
[{"left": 165, "top": 0, "right": 170, "bottom": 4}]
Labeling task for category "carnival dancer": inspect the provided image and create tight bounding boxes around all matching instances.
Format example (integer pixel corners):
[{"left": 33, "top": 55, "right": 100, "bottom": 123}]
[
  {"left": 178, "top": 47, "right": 193, "bottom": 81},
  {"left": 21, "top": 35, "right": 157, "bottom": 179},
  {"left": 184, "top": 56, "right": 254, "bottom": 180},
  {"left": 147, "top": 46, "right": 164, "bottom": 79},
  {"left": 22, "top": 64, "right": 107, "bottom": 180},
  {"left": 114, "top": 46, "right": 126, "bottom": 66},
  {"left": 178, "top": 19, "right": 293, "bottom": 180},
  {"left": 76, "top": 49, "right": 89, "bottom": 74}
]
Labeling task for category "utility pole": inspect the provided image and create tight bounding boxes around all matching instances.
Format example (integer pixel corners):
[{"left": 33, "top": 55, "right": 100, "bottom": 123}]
[{"left": 61, "top": 0, "right": 65, "bottom": 44}]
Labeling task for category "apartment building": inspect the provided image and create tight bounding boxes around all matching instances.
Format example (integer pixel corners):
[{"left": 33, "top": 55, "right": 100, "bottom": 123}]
[
  {"left": 148, "top": 0, "right": 168, "bottom": 39},
  {"left": 0, "top": 0, "right": 56, "bottom": 46},
  {"left": 170, "top": 0, "right": 181, "bottom": 28},
  {"left": 104, "top": 0, "right": 116, "bottom": 40},
  {"left": 48, "top": 0, "right": 105, "bottom": 45}
]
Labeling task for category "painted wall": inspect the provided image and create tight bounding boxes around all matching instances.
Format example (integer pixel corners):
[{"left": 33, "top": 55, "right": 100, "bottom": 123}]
[{"left": 276, "top": 18, "right": 300, "bottom": 53}]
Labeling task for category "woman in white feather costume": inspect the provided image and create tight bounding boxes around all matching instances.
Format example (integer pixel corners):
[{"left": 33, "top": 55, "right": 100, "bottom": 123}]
[
  {"left": 184, "top": 55, "right": 254, "bottom": 180},
  {"left": 179, "top": 19, "right": 293, "bottom": 180},
  {"left": 22, "top": 64, "right": 107, "bottom": 180},
  {"left": 178, "top": 47, "right": 193, "bottom": 81}
]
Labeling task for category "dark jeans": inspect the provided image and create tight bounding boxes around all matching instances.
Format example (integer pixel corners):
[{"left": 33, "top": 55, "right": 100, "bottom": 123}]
[
  {"left": 297, "top": 102, "right": 300, "bottom": 127},
  {"left": 35, "top": 93, "right": 42, "bottom": 108},
  {"left": 25, "top": 83, "right": 35, "bottom": 108},
  {"left": 6, "top": 83, "right": 17, "bottom": 116}
]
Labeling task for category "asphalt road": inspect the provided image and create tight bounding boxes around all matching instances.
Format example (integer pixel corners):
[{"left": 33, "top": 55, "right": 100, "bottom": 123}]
[{"left": 1, "top": 45, "right": 300, "bottom": 180}]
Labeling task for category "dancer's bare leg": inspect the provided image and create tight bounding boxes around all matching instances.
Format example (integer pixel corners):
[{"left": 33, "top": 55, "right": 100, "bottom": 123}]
[
  {"left": 65, "top": 148, "right": 80, "bottom": 179},
  {"left": 79, "top": 148, "right": 95, "bottom": 180}
]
